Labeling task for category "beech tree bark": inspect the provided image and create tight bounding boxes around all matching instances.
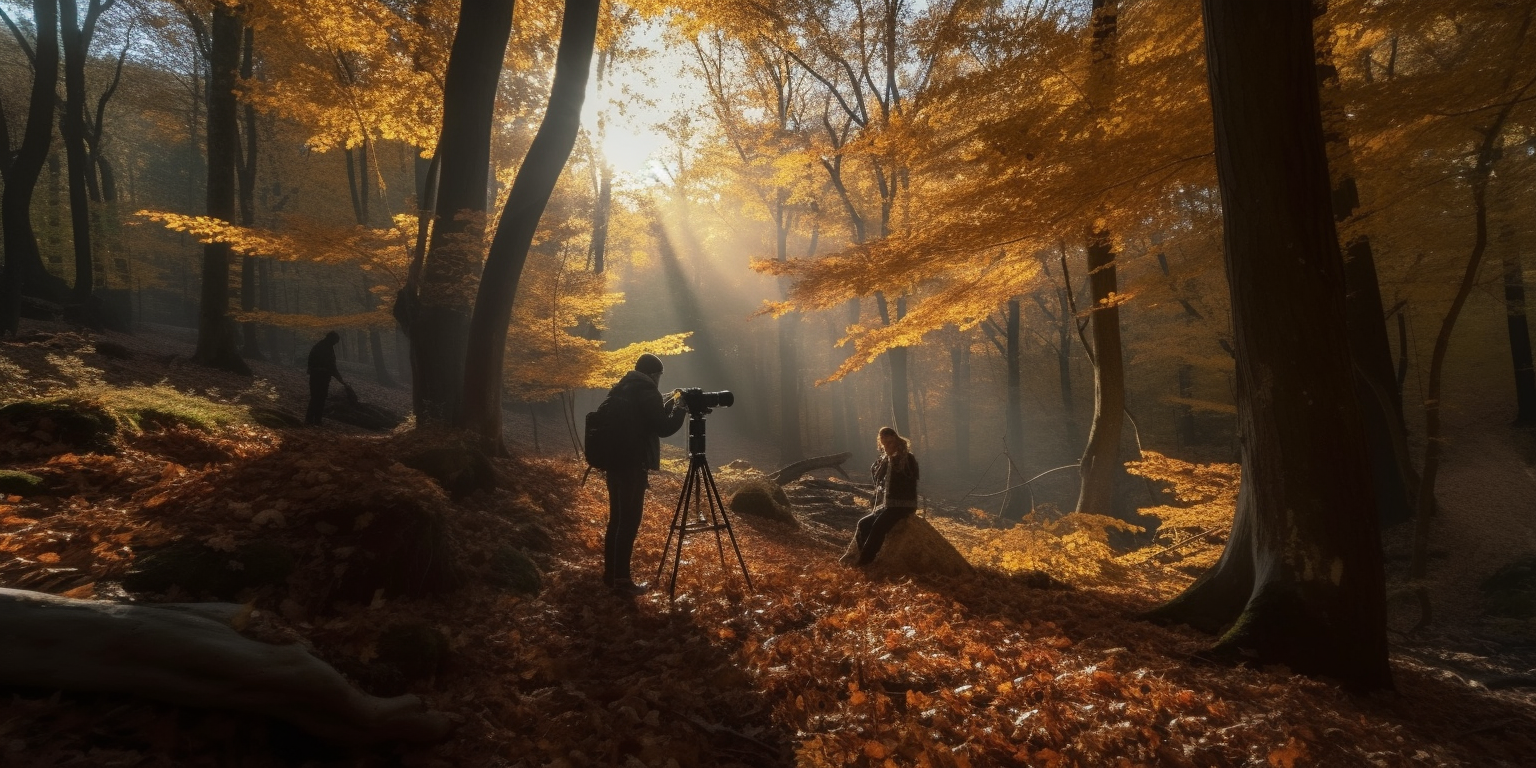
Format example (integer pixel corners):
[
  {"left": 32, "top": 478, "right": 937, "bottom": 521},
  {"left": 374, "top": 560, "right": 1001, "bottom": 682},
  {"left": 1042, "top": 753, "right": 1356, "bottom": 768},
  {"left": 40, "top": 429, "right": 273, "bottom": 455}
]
[
  {"left": 1002, "top": 298, "right": 1028, "bottom": 518},
  {"left": 459, "top": 0, "right": 599, "bottom": 450},
  {"left": 404, "top": 0, "right": 515, "bottom": 425},
  {"left": 191, "top": 2, "right": 251, "bottom": 374},
  {"left": 1147, "top": 0, "right": 1390, "bottom": 691},
  {"left": 1074, "top": 0, "right": 1126, "bottom": 519},
  {"left": 1, "top": 0, "right": 70, "bottom": 335}
]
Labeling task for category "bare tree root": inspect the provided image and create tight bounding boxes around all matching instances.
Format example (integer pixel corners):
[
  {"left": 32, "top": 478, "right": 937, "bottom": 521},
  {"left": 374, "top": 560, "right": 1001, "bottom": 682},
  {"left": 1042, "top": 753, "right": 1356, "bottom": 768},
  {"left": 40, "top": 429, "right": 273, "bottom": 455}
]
[{"left": 0, "top": 588, "right": 450, "bottom": 745}]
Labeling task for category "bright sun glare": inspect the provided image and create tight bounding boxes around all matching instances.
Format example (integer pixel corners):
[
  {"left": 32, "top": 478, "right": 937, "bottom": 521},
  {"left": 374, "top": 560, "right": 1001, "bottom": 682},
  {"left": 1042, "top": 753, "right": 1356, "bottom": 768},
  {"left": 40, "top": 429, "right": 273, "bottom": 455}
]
[{"left": 580, "top": 22, "right": 700, "bottom": 185}]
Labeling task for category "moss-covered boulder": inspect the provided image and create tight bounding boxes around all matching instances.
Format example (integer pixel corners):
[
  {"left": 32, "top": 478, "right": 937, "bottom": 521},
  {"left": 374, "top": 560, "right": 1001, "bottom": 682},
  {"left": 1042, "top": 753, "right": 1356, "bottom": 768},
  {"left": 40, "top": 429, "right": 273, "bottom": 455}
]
[
  {"left": 1482, "top": 556, "right": 1536, "bottom": 620},
  {"left": 0, "top": 399, "right": 118, "bottom": 455},
  {"left": 122, "top": 539, "right": 296, "bottom": 599},
  {"left": 729, "top": 478, "right": 797, "bottom": 526},
  {"left": 249, "top": 405, "right": 305, "bottom": 429},
  {"left": 400, "top": 446, "right": 496, "bottom": 500},
  {"left": 0, "top": 470, "right": 47, "bottom": 497},
  {"left": 843, "top": 514, "right": 974, "bottom": 578}
]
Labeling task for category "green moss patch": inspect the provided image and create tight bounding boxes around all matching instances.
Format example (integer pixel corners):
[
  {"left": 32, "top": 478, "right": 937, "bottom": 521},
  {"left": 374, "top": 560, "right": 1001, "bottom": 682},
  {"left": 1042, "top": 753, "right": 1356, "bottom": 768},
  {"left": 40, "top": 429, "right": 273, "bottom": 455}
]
[
  {"left": 0, "top": 399, "right": 119, "bottom": 454},
  {"left": 0, "top": 470, "right": 47, "bottom": 496}
]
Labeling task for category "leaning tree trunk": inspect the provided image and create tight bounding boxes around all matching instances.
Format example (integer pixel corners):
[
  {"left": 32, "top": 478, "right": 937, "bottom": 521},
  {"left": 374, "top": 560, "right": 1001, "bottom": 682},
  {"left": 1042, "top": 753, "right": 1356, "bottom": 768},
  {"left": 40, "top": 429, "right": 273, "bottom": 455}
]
[
  {"left": 1074, "top": 0, "right": 1126, "bottom": 519},
  {"left": 1316, "top": 0, "right": 1415, "bottom": 526},
  {"left": 60, "top": 0, "right": 95, "bottom": 302},
  {"left": 192, "top": 2, "right": 251, "bottom": 374},
  {"left": 459, "top": 0, "right": 599, "bottom": 450},
  {"left": 1148, "top": 0, "right": 1390, "bottom": 691},
  {"left": 406, "top": 0, "right": 516, "bottom": 425},
  {"left": 1, "top": 0, "right": 70, "bottom": 335}
]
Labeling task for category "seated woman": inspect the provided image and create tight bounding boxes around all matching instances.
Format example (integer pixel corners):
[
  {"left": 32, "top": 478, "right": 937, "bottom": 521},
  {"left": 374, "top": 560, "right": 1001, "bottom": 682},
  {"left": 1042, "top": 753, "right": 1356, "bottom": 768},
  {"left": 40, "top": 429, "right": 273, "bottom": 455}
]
[{"left": 845, "top": 426, "right": 920, "bottom": 566}]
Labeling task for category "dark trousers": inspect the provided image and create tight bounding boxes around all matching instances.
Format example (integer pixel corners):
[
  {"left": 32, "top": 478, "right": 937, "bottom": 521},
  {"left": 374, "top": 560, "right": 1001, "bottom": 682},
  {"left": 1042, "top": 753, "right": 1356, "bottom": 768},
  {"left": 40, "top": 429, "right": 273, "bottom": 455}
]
[
  {"left": 855, "top": 506, "right": 915, "bottom": 565},
  {"left": 306, "top": 372, "right": 331, "bottom": 425},
  {"left": 604, "top": 466, "right": 649, "bottom": 582}
]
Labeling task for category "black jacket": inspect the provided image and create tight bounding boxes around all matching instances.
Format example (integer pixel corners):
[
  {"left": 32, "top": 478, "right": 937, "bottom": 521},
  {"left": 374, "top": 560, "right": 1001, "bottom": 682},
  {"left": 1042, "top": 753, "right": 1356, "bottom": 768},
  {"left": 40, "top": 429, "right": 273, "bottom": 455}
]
[
  {"left": 307, "top": 340, "right": 341, "bottom": 381},
  {"left": 608, "top": 370, "right": 685, "bottom": 470}
]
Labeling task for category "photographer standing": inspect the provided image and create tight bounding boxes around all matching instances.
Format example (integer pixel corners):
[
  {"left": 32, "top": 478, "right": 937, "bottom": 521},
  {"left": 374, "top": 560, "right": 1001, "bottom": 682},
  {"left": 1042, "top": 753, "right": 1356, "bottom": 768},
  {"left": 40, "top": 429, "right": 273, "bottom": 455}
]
[
  {"left": 845, "top": 426, "right": 921, "bottom": 566},
  {"left": 602, "top": 354, "right": 686, "bottom": 594}
]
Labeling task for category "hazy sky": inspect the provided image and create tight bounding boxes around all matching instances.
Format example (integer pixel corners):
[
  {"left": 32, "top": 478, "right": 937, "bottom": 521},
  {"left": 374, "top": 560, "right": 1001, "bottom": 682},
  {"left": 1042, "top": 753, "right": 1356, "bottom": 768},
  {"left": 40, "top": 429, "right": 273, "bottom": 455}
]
[{"left": 580, "top": 19, "right": 702, "bottom": 185}]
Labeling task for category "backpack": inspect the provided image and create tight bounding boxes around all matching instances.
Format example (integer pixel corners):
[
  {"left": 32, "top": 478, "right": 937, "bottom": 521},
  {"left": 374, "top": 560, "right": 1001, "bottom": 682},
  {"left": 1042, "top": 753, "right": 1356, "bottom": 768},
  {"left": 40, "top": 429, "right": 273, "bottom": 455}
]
[{"left": 583, "top": 390, "right": 638, "bottom": 471}]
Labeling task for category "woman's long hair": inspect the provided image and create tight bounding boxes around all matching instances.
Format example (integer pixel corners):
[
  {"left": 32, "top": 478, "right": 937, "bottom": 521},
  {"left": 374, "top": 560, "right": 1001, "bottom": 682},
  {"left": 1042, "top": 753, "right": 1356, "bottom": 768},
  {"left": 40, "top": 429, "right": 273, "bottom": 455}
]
[{"left": 877, "top": 426, "right": 913, "bottom": 472}]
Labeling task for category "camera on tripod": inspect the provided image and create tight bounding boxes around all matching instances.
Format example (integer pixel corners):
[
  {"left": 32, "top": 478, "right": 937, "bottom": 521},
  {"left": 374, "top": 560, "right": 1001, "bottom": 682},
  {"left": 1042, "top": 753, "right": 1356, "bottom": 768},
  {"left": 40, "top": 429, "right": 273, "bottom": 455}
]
[{"left": 676, "top": 387, "right": 734, "bottom": 415}]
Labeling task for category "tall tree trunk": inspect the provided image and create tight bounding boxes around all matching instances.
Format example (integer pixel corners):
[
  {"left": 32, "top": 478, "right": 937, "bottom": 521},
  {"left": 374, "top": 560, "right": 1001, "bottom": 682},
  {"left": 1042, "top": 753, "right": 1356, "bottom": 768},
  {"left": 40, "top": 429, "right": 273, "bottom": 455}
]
[
  {"left": 1409, "top": 14, "right": 1533, "bottom": 594},
  {"left": 875, "top": 292, "right": 911, "bottom": 436},
  {"left": 1494, "top": 172, "right": 1536, "bottom": 426},
  {"left": 1076, "top": 228, "right": 1126, "bottom": 517},
  {"left": 775, "top": 188, "right": 801, "bottom": 462},
  {"left": 1, "top": 0, "right": 70, "bottom": 335},
  {"left": 459, "top": 0, "right": 599, "bottom": 450},
  {"left": 1002, "top": 298, "right": 1028, "bottom": 517},
  {"left": 236, "top": 24, "right": 262, "bottom": 360},
  {"left": 1074, "top": 0, "right": 1126, "bottom": 518},
  {"left": 192, "top": 2, "right": 251, "bottom": 374},
  {"left": 60, "top": 0, "right": 96, "bottom": 302},
  {"left": 1149, "top": 0, "right": 1389, "bottom": 691},
  {"left": 1316, "top": 0, "right": 1415, "bottom": 525},
  {"left": 408, "top": 0, "right": 516, "bottom": 425},
  {"left": 950, "top": 333, "right": 970, "bottom": 472}
]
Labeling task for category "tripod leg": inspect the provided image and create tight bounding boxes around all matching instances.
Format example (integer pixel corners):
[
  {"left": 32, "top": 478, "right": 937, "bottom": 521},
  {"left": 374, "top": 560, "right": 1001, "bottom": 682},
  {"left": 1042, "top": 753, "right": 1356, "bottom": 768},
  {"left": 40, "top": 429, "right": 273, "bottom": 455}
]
[
  {"left": 701, "top": 458, "right": 754, "bottom": 591},
  {"left": 657, "top": 462, "right": 694, "bottom": 591},
  {"left": 699, "top": 459, "right": 731, "bottom": 574},
  {"left": 668, "top": 459, "right": 702, "bottom": 599}
]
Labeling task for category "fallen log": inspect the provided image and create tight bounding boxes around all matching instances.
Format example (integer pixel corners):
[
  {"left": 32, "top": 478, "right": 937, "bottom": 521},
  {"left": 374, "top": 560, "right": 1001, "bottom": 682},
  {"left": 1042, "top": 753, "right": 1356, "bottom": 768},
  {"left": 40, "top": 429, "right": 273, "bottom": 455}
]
[
  {"left": 800, "top": 477, "right": 874, "bottom": 500},
  {"left": 0, "top": 588, "right": 450, "bottom": 745},
  {"left": 768, "top": 452, "right": 853, "bottom": 485}
]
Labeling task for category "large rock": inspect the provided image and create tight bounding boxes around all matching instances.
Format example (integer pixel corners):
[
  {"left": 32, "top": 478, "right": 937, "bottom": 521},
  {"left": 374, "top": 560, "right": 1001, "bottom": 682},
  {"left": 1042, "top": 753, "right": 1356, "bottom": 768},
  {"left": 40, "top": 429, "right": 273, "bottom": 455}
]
[
  {"left": 844, "top": 514, "right": 974, "bottom": 578},
  {"left": 729, "top": 478, "right": 797, "bottom": 526},
  {"left": 0, "top": 399, "right": 119, "bottom": 457}
]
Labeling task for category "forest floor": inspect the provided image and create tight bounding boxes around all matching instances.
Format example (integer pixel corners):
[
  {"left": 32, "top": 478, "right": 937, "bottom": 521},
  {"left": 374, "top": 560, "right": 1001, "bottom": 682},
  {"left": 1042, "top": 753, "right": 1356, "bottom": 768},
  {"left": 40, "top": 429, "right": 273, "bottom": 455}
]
[{"left": 1, "top": 321, "right": 1534, "bottom": 767}]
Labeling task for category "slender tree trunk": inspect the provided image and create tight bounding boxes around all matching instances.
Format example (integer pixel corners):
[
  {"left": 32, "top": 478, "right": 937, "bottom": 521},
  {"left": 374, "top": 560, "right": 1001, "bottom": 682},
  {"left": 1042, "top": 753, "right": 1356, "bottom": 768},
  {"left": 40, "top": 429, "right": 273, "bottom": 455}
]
[
  {"left": 1494, "top": 174, "right": 1536, "bottom": 426},
  {"left": 1076, "top": 228, "right": 1126, "bottom": 517},
  {"left": 1410, "top": 62, "right": 1534, "bottom": 584},
  {"left": 459, "top": 0, "right": 599, "bottom": 450},
  {"left": 1002, "top": 298, "right": 1028, "bottom": 517},
  {"left": 60, "top": 0, "right": 95, "bottom": 302},
  {"left": 1075, "top": 0, "right": 1126, "bottom": 518},
  {"left": 1316, "top": 0, "right": 1415, "bottom": 525},
  {"left": 192, "top": 3, "right": 250, "bottom": 374},
  {"left": 408, "top": 0, "right": 516, "bottom": 425},
  {"left": 2, "top": 0, "right": 70, "bottom": 334},
  {"left": 1149, "top": 0, "right": 1389, "bottom": 691},
  {"left": 950, "top": 334, "right": 970, "bottom": 472},
  {"left": 236, "top": 25, "right": 262, "bottom": 360},
  {"left": 775, "top": 188, "right": 801, "bottom": 462}
]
